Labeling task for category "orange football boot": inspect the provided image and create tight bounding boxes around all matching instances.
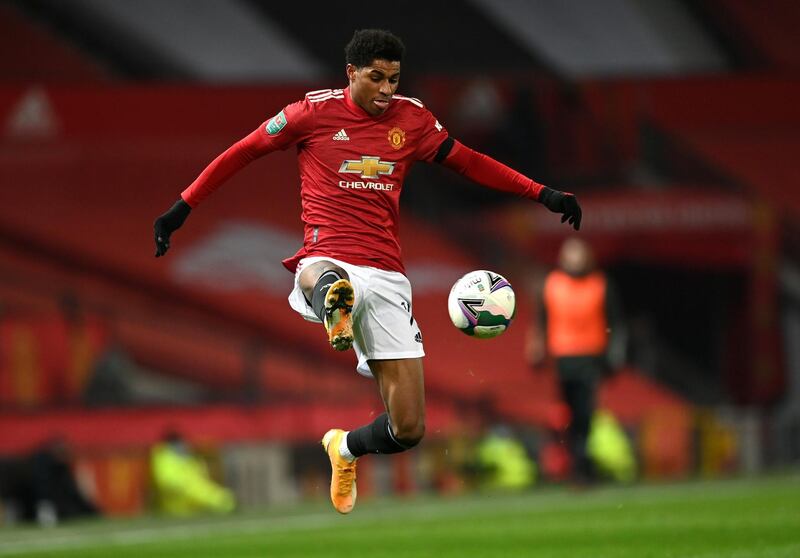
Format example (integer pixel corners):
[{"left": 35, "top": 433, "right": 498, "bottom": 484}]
[
  {"left": 321, "top": 428, "right": 357, "bottom": 514},
  {"left": 323, "top": 279, "right": 354, "bottom": 351}
]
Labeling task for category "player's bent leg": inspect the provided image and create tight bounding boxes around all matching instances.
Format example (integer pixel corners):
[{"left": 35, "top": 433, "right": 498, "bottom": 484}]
[
  {"left": 320, "top": 358, "right": 425, "bottom": 514},
  {"left": 300, "top": 261, "right": 355, "bottom": 351},
  {"left": 351, "top": 358, "right": 426, "bottom": 451},
  {"left": 372, "top": 358, "right": 426, "bottom": 444}
]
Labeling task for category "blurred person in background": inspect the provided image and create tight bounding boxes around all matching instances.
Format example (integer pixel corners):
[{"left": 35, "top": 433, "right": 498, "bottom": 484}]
[
  {"left": 153, "top": 29, "right": 582, "bottom": 514},
  {"left": 0, "top": 436, "right": 99, "bottom": 526},
  {"left": 587, "top": 409, "right": 636, "bottom": 483},
  {"left": 528, "top": 237, "right": 626, "bottom": 484},
  {"left": 150, "top": 430, "right": 235, "bottom": 516},
  {"left": 474, "top": 425, "right": 537, "bottom": 492}
]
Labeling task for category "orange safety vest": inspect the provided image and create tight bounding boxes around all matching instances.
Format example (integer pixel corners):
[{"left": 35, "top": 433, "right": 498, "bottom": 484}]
[{"left": 543, "top": 270, "right": 608, "bottom": 357}]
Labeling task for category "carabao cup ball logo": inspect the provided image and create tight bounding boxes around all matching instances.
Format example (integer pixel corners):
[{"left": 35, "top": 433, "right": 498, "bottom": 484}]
[{"left": 447, "top": 270, "right": 516, "bottom": 339}]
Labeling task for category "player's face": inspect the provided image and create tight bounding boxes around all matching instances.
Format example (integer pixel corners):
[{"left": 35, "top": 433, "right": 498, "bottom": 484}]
[{"left": 347, "top": 59, "right": 401, "bottom": 116}]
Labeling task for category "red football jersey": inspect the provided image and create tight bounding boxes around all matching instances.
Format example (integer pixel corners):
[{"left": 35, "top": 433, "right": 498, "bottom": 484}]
[{"left": 182, "top": 87, "right": 448, "bottom": 274}]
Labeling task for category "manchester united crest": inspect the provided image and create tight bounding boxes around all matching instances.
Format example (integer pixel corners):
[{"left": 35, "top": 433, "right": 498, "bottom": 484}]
[{"left": 387, "top": 127, "right": 406, "bottom": 150}]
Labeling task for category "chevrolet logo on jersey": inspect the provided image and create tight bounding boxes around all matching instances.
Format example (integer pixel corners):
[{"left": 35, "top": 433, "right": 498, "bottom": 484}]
[{"left": 339, "top": 156, "right": 396, "bottom": 179}]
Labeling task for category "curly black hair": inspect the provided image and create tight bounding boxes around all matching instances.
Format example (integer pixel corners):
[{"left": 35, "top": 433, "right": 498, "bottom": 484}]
[{"left": 344, "top": 29, "right": 405, "bottom": 68}]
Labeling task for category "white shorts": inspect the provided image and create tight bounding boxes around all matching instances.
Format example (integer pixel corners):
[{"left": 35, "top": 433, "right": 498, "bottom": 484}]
[{"left": 288, "top": 257, "right": 425, "bottom": 377}]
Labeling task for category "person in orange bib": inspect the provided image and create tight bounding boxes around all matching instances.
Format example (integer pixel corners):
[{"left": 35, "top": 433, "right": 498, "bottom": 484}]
[{"left": 529, "top": 237, "right": 625, "bottom": 484}]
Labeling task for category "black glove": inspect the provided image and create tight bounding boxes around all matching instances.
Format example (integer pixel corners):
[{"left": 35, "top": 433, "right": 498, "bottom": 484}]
[
  {"left": 154, "top": 199, "right": 191, "bottom": 257},
  {"left": 538, "top": 187, "right": 582, "bottom": 231}
]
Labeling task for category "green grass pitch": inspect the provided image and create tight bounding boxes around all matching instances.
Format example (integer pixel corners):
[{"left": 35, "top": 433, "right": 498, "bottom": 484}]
[{"left": 2, "top": 473, "right": 798, "bottom": 557}]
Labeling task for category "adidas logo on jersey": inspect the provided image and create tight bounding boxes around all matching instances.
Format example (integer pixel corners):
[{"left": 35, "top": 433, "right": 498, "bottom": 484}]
[{"left": 332, "top": 129, "right": 350, "bottom": 141}]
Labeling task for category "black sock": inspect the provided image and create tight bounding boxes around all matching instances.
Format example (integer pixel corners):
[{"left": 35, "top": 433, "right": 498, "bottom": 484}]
[
  {"left": 311, "top": 270, "right": 342, "bottom": 321},
  {"left": 346, "top": 413, "right": 411, "bottom": 457}
]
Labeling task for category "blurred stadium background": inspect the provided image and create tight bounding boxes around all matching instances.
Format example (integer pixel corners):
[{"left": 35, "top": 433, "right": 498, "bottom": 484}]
[{"left": 0, "top": 0, "right": 798, "bottom": 543}]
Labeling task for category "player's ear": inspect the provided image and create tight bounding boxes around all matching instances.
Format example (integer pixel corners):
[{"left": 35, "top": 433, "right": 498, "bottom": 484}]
[{"left": 346, "top": 64, "right": 357, "bottom": 83}]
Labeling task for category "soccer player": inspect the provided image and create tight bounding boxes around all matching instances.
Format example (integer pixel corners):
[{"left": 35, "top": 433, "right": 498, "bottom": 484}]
[{"left": 154, "top": 29, "right": 582, "bottom": 514}]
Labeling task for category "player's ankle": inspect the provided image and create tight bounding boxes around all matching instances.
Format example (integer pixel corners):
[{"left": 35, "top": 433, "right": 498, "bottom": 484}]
[{"left": 339, "top": 431, "right": 356, "bottom": 462}]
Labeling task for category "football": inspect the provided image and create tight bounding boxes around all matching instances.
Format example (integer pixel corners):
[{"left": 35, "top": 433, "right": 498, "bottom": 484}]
[{"left": 447, "top": 270, "right": 516, "bottom": 338}]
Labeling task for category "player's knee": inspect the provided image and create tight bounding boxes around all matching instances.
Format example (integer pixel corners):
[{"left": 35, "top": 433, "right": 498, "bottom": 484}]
[
  {"left": 393, "top": 417, "right": 425, "bottom": 448},
  {"left": 299, "top": 261, "right": 349, "bottom": 299}
]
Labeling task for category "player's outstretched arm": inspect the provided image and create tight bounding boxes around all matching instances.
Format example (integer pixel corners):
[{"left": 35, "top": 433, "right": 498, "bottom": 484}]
[
  {"left": 152, "top": 118, "right": 286, "bottom": 257},
  {"left": 153, "top": 198, "right": 191, "bottom": 257},
  {"left": 436, "top": 137, "right": 582, "bottom": 230}
]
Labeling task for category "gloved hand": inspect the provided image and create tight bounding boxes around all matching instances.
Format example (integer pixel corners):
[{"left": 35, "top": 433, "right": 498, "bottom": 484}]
[
  {"left": 153, "top": 199, "right": 192, "bottom": 257},
  {"left": 538, "top": 187, "right": 582, "bottom": 231}
]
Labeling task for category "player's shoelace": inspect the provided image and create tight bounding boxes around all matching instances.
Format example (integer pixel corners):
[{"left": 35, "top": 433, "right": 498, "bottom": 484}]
[{"left": 335, "top": 463, "right": 356, "bottom": 494}]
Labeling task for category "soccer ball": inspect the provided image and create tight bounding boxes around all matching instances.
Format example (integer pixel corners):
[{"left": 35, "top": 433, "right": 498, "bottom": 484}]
[{"left": 447, "top": 270, "right": 516, "bottom": 338}]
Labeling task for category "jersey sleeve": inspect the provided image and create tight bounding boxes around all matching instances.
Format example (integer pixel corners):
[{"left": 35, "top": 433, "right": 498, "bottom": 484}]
[
  {"left": 414, "top": 106, "right": 449, "bottom": 162},
  {"left": 181, "top": 99, "right": 314, "bottom": 207},
  {"left": 258, "top": 98, "right": 316, "bottom": 151},
  {"left": 440, "top": 140, "right": 545, "bottom": 200}
]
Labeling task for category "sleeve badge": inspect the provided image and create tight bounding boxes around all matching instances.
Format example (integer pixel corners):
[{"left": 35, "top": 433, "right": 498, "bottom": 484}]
[{"left": 265, "top": 110, "right": 287, "bottom": 135}]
